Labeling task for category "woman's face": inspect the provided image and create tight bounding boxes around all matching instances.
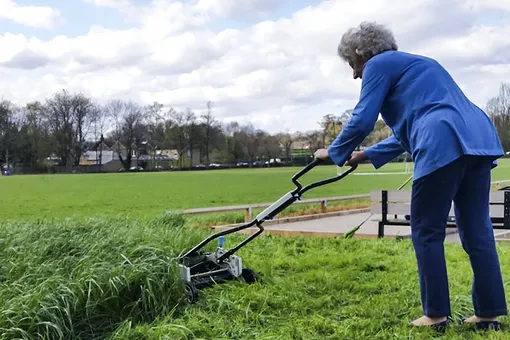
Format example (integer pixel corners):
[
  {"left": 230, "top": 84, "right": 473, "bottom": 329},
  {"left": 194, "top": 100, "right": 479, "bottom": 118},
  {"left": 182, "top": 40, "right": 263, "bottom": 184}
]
[{"left": 349, "top": 56, "right": 365, "bottom": 79}]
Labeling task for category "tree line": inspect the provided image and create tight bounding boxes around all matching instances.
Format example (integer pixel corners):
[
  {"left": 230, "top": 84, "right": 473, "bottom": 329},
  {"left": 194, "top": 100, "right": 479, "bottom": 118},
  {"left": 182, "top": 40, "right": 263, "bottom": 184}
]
[{"left": 1, "top": 82, "right": 509, "bottom": 174}]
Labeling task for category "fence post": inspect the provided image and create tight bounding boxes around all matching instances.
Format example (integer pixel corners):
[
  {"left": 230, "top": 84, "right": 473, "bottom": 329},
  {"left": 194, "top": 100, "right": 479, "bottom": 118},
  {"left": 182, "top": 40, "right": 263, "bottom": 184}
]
[
  {"left": 244, "top": 206, "right": 252, "bottom": 222},
  {"left": 320, "top": 199, "right": 327, "bottom": 213}
]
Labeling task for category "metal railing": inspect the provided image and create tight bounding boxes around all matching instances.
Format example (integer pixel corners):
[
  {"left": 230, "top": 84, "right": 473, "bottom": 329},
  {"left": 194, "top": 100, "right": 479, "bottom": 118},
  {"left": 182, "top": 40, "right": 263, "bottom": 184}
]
[
  {"left": 181, "top": 179, "right": 510, "bottom": 222},
  {"left": 182, "top": 194, "right": 370, "bottom": 222}
]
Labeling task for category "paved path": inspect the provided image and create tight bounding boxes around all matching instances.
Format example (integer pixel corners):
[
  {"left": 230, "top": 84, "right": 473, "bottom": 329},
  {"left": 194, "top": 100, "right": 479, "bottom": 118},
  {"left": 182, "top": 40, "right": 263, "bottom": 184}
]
[
  {"left": 259, "top": 212, "right": 404, "bottom": 238},
  {"left": 215, "top": 212, "right": 408, "bottom": 239},
  {"left": 215, "top": 212, "right": 510, "bottom": 243}
]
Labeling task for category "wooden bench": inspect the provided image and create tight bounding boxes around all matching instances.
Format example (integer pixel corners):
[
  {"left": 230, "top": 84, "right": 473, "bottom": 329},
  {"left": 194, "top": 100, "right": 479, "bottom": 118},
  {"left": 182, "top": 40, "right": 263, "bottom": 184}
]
[{"left": 370, "top": 190, "right": 510, "bottom": 238}]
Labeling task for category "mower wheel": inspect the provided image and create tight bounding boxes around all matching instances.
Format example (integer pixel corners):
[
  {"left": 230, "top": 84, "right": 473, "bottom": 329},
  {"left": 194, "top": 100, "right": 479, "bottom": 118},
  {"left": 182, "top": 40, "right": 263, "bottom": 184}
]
[
  {"left": 185, "top": 282, "right": 198, "bottom": 304},
  {"left": 242, "top": 268, "right": 257, "bottom": 284}
]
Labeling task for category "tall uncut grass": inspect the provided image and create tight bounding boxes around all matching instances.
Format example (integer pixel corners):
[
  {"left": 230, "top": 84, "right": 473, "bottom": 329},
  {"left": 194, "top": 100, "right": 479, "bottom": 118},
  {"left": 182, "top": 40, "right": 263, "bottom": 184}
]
[
  {"left": 0, "top": 212, "right": 209, "bottom": 339},
  {"left": 0, "top": 213, "right": 509, "bottom": 339}
]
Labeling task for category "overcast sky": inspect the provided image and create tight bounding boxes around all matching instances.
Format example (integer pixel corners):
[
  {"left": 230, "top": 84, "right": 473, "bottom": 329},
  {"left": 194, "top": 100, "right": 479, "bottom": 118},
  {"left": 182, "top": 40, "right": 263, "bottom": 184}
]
[{"left": 0, "top": 0, "right": 509, "bottom": 134}]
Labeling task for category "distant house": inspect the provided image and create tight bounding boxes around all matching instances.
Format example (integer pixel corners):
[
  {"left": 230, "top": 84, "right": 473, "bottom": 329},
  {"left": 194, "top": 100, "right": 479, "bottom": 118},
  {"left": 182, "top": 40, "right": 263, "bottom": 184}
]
[
  {"left": 291, "top": 140, "right": 310, "bottom": 150},
  {"left": 110, "top": 141, "right": 137, "bottom": 159},
  {"left": 79, "top": 141, "right": 179, "bottom": 171},
  {"left": 78, "top": 141, "right": 135, "bottom": 172},
  {"left": 157, "top": 149, "right": 179, "bottom": 160},
  {"left": 80, "top": 150, "right": 117, "bottom": 166},
  {"left": 80, "top": 141, "right": 134, "bottom": 166}
]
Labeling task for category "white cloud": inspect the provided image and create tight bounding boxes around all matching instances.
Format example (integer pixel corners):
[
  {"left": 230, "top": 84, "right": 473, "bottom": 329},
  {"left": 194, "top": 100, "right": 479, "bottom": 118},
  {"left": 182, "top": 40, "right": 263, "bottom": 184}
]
[
  {"left": 1, "top": 0, "right": 510, "bottom": 134},
  {"left": 464, "top": 0, "right": 510, "bottom": 11},
  {"left": 83, "top": 0, "right": 130, "bottom": 9},
  {"left": 0, "top": 0, "right": 64, "bottom": 29},
  {"left": 195, "top": 0, "right": 284, "bottom": 19}
]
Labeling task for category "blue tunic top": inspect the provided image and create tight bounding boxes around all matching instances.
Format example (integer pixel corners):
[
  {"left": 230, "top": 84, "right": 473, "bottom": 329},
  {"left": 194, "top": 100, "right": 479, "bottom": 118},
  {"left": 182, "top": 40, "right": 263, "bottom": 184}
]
[{"left": 327, "top": 50, "right": 504, "bottom": 180}]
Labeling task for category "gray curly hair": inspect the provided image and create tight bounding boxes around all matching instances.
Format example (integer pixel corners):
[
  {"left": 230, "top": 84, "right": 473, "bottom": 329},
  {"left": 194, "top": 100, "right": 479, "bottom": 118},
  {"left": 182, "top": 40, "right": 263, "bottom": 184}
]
[{"left": 337, "top": 21, "right": 398, "bottom": 63}]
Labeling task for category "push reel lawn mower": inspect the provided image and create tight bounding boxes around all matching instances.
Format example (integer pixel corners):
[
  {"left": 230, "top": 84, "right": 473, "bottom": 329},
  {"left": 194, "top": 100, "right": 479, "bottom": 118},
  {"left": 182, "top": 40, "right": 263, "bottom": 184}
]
[{"left": 177, "top": 159, "right": 357, "bottom": 304}]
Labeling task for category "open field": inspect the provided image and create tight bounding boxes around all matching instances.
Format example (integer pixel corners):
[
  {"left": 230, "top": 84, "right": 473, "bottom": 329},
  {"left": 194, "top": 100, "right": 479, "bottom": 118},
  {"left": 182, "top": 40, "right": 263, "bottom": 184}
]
[
  {"left": 2, "top": 159, "right": 510, "bottom": 222},
  {"left": 0, "top": 216, "right": 509, "bottom": 339},
  {"left": 2, "top": 159, "right": 510, "bottom": 339}
]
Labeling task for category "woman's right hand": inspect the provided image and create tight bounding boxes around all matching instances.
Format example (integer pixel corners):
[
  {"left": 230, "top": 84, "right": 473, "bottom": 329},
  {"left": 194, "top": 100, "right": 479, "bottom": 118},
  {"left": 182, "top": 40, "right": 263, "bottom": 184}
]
[{"left": 345, "top": 151, "right": 367, "bottom": 167}]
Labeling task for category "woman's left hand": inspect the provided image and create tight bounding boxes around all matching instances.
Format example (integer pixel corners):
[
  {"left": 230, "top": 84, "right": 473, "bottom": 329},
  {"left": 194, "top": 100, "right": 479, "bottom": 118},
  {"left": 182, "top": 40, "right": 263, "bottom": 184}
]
[{"left": 314, "top": 148, "right": 330, "bottom": 160}]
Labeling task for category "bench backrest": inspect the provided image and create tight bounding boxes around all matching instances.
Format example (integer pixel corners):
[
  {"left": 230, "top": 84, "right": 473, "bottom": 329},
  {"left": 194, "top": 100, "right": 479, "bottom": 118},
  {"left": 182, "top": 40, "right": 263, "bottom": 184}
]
[{"left": 370, "top": 190, "right": 510, "bottom": 220}]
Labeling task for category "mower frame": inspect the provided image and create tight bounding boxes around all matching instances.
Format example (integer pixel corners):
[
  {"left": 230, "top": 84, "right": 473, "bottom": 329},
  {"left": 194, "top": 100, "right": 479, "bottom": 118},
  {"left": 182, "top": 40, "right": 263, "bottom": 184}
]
[{"left": 177, "top": 159, "right": 357, "bottom": 303}]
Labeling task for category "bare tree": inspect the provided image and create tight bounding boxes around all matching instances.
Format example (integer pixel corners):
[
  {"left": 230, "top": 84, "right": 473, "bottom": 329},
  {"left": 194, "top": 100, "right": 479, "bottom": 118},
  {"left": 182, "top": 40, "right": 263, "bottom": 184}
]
[
  {"left": 339, "top": 109, "right": 354, "bottom": 125},
  {"left": 486, "top": 82, "right": 510, "bottom": 152},
  {"left": 71, "top": 93, "right": 95, "bottom": 166},
  {"left": 201, "top": 101, "right": 218, "bottom": 165},
  {"left": 277, "top": 132, "right": 293, "bottom": 162},
  {"left": 0, "top": 101, "right": 17, "bottom": 171},
  {"left": 361, "top": 120, "right": 391, "bottom": 148},
  {"left": 91, "top": 104, "right": 110, "bottom": 144},
  {"left": 238, "top": 124, "right": 262, "bottom": 166},
  {"left": 43, "top": 90, "right": 94, "bottom": 169},
  {"left": 259, "top": 132, "right": 281, "bottom": 166},
  {"left": 44, "top": 90, "right": 74, "bottom": 169},
  {"left": 319, "top": 114, "right": 343, "bottom": 147},
  {"left": 184, "top": 109, "right": 200, "bottom": 167},
  {"left": 223, "top": 121, "right": 244, "bottom": 163},
  {"left": 17, "top": 101, "right": 51, "bottom": 171},
  {"left": 90, "top": 103, "right": 111, "bottom": 169},
  {"left": 305, "top": 130, "right": 324, "bottom": 154},
  {"left": 166, "top": 109, "right": 187, "bottom": 168},
  {"left": 105, "top": 99, "right": 145, "bottom": 170},
  {"left": 105, "top": 99, "right": 125, "bottom": 140},
  {"left": 143, "top": 102, "right": 165, "bottom": 168}
]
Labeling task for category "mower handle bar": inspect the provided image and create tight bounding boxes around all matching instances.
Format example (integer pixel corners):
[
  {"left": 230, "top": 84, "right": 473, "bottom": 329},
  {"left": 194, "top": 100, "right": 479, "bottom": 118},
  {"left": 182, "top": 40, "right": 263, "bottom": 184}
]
[
  {"left": 179, "top": 158, "right": 357, "bottom": 262},
  {"left": 292, "top": 158, "right": 357, "bottom": 196}
]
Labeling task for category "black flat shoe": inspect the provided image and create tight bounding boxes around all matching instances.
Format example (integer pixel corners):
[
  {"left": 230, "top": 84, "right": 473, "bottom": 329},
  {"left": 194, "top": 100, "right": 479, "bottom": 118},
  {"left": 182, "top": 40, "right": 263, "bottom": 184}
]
[
  {"left": 409, "top": 319, "right": 449, "bottom": 332},
  {"left": 460, "top": 317, "right": 502, "bottom": 331}
]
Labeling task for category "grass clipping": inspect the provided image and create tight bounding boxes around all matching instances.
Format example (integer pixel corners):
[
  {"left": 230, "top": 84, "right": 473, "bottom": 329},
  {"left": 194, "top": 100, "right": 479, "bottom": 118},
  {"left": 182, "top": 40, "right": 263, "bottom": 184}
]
[{"left": 0, "top": 212, "right": 207, "bottom": 339}]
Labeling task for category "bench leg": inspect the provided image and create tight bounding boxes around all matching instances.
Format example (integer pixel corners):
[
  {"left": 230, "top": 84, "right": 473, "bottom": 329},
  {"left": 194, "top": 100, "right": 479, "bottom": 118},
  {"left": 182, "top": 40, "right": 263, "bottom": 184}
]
[{"left": 378, "top": 221, "right": 384, "bottom": 238}]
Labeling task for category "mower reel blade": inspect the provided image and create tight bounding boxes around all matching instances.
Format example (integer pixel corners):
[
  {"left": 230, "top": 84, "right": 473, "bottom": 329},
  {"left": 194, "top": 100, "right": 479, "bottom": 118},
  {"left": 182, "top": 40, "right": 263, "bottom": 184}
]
[{"left": 178, "top": 246, "right": 257, "bottom": 304}]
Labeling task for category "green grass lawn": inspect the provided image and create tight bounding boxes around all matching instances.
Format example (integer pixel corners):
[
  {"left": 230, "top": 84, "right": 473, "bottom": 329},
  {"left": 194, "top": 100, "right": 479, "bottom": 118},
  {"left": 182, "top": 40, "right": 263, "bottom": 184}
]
[
  {"left": 1, "top": 215, "right": 509, "bottom": 339},
  {"left": 2, "top": 159, "right": 510, "bottom": 221},
  {"left": 1, "top": 160, "right": 510, "bottom": 339}
]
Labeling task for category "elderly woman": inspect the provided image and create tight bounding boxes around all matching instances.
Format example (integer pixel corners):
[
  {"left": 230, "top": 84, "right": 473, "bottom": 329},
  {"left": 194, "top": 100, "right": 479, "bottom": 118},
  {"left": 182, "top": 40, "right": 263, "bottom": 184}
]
[{"left": 314, "top": 22, "right": 507, "bottom": 331}]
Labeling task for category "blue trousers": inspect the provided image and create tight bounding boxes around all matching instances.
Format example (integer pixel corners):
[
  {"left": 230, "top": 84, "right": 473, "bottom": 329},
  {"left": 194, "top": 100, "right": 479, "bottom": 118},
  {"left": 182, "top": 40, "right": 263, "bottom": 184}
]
[{"left": 410, "top": 155, "right": 507, "bottom": 317}]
